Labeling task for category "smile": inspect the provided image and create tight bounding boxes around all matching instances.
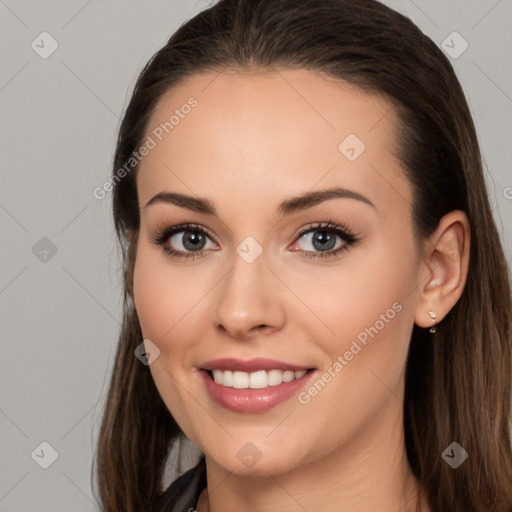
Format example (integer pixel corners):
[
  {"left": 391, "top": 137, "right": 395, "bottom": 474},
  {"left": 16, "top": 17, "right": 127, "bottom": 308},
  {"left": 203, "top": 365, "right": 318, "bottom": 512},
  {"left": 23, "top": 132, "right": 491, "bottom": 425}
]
[
  {"left": 199, "top": 368, "right": 316, "bottom": 413},
  {"left": 208, "top": 369, "right": 308, "bottom": 389}
]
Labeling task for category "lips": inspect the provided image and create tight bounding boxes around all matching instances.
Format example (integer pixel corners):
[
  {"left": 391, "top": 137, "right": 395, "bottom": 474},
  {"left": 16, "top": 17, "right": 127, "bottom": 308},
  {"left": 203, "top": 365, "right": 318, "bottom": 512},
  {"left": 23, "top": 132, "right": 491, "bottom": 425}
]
[
  {"left": 199, "top": 357, "right": 314, "bottom": 373},
  {"left": 199, "top": 366, "right": 317, "bottom": 412}
]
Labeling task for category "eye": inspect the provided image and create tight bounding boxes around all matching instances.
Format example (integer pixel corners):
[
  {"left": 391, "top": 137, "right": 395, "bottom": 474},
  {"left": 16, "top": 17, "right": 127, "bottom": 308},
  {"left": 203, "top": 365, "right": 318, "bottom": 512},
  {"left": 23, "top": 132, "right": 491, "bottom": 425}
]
[
  {"left": 151, "top": 223, "right": 217, "bottom": 260},
  {"left": 289, "top": 220, "right": 360, "bottom": 259},
  {"left": 151, "top": 219, "right": 360, "bottom": 261}
]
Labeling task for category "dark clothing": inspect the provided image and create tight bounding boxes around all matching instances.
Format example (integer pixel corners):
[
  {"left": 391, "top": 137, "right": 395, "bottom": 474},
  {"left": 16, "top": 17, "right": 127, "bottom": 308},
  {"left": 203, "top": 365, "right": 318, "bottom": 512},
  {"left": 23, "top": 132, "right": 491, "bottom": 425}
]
[{"left": 159, "top": 456, "right": 207, "bottom": 512}]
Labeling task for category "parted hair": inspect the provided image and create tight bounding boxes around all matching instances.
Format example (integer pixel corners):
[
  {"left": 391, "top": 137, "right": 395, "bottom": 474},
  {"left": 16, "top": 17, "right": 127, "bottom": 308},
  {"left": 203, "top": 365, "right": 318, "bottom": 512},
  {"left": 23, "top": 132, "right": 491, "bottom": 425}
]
[{"left": 94, "top": 1, "right": 512, "bottom": 510}]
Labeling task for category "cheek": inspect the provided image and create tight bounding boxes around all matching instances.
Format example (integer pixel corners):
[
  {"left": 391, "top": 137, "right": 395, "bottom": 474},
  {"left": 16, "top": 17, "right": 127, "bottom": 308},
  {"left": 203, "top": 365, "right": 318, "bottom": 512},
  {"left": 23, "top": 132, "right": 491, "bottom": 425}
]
[
  {"left": 132, "top": 246, "right": 202, "bottom": 433},
  {"left": 133, "top": 254, "right": 167, "bottom": 341},
  {"left": 286, "top": 243, "right": 417, "bottom": 449},
  {"left": 132, "top": 243, "right": 214, "bottom": 389},
  {"left": 299, "top": 229, "right": 415, "bottom": 340},
  {"left": 302, "top": 231, "right": 417, "bottom": 391},
  {"left": 133, "top": 244, "right": 197, "bottom": 342}
]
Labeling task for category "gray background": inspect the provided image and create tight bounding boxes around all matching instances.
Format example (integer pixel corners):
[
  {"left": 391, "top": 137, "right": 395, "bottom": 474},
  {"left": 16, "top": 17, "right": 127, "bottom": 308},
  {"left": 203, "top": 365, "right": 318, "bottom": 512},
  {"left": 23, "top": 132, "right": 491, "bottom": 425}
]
[{"left": 1, "top": 0, "right": 511, "bottom": 510}]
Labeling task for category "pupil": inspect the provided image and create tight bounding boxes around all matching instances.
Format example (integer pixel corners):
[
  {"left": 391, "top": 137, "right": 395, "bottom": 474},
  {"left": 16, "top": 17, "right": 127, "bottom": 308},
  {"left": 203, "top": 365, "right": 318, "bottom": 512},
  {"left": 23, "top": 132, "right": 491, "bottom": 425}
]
[
  {"left": 312, "top": 230, "right": 335, "bottom": 251},
  {"left": 183, "top": 231, "right": 204, "bottom": 251}
]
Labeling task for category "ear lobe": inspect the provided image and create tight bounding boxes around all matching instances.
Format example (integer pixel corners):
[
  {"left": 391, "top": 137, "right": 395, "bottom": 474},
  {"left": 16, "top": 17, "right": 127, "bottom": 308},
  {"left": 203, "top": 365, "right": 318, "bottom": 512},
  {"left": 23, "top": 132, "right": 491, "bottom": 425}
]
[{"left": 413, "top": 210, "right": 470, "bottom": 329}]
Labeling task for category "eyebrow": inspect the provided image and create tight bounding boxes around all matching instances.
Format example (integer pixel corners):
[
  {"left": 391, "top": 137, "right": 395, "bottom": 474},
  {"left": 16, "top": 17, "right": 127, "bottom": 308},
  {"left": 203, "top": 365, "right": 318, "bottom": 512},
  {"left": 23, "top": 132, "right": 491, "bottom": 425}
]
[{"left": 144, "top": 186, "right": 376, "bottom": 216}]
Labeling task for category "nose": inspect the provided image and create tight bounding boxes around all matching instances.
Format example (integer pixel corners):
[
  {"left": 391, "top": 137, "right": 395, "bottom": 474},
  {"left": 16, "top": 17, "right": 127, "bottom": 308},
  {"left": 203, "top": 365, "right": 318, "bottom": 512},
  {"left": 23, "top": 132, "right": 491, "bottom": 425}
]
[{"left": 213, "top": 248, "right": 286, "bottom": 341}]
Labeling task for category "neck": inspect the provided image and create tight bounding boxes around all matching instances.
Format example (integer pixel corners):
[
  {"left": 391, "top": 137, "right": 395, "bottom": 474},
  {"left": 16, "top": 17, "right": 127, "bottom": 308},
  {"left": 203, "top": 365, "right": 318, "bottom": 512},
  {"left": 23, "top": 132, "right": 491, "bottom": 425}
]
[{"left": 196, "top": 392, "right": 430, "bottom": 512}]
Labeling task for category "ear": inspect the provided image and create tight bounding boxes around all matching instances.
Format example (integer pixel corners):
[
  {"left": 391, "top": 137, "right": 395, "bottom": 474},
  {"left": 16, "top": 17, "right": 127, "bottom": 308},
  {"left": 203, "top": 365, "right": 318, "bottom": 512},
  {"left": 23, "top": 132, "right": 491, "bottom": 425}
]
[{"left": 414, "top": 210, "right": 470, "bottom": 329}]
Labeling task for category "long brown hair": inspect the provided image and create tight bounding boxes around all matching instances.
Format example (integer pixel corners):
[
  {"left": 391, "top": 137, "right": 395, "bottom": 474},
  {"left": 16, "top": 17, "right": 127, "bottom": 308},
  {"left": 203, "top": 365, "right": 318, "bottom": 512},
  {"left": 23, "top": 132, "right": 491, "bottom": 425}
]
[{"left": 93, "top": 0, "right": 512, "bottom": 510}]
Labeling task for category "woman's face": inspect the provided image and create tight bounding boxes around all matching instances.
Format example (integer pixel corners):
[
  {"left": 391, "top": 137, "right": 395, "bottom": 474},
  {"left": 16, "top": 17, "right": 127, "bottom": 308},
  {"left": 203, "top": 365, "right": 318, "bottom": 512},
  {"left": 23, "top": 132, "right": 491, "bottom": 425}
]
[{"left": 133, "top": 68, "right": 424, "bottom": 475}]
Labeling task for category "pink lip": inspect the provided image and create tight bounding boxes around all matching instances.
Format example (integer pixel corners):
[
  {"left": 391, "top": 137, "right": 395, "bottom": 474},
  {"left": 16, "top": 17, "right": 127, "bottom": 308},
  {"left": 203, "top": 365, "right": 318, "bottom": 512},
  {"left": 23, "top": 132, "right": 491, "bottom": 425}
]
[
  {"left": 199, "top": 357, "right": 313, "bottom": 373},
  {"left": 199, "top": 368, "right": 316, "bottom": 413}
]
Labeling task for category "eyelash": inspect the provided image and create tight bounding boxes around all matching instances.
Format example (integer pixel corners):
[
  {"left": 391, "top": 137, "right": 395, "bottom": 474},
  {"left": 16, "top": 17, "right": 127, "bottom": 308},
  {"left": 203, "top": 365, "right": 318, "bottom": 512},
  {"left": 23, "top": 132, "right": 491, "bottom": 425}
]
[{"left": 150, "top": 219, "right": 361, "bottom": 261}]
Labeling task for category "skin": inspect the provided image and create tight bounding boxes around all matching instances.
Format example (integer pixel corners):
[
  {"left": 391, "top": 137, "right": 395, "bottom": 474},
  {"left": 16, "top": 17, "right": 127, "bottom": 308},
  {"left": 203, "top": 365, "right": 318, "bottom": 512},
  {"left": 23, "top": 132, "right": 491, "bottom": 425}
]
[{"left": 132, "top": 68, "right": 470, "bottom": 512}]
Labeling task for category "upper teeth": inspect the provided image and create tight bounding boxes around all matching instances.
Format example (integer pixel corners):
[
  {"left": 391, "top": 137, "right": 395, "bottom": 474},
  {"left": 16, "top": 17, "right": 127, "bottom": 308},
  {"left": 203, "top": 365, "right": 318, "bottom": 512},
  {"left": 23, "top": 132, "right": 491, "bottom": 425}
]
[{"left": 211, "top": 369, "right": 308, "bottom": 389}]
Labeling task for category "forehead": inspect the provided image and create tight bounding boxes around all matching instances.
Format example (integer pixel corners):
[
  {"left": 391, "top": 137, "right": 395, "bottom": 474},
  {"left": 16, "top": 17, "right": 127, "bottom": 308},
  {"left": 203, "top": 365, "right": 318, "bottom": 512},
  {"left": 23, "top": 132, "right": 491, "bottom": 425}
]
[{"left": 136, "top": 68, "right": 412, "bottom": 220}]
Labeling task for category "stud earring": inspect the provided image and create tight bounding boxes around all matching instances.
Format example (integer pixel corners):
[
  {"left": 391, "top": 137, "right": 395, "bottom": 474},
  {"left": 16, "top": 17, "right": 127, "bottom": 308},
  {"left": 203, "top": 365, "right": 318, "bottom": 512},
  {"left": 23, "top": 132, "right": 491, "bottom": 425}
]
[{"left": 428, "top": 311, "right": 436, "bottom": 333}]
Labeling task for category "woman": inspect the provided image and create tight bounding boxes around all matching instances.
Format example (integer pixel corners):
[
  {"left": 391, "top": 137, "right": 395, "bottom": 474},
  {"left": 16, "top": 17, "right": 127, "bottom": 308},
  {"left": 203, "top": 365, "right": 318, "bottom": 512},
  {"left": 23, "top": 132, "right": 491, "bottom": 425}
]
[{"left": 94, "top": 0, "right": 512, "bottom": 510}]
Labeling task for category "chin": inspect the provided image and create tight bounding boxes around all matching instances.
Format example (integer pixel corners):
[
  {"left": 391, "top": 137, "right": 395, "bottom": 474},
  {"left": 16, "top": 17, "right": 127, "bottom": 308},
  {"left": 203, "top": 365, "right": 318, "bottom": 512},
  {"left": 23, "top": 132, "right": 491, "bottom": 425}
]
[{"left": 207, "top": 447, "right": 302, "bottom": 477}]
